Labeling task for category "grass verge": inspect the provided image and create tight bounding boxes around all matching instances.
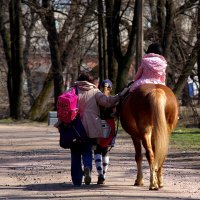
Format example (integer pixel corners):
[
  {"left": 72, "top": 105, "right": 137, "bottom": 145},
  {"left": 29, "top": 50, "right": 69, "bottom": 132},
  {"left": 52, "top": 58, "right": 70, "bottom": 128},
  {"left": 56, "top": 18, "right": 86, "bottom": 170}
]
[{"left": 170, "top": 128, "right": 200, "bottom": 150}]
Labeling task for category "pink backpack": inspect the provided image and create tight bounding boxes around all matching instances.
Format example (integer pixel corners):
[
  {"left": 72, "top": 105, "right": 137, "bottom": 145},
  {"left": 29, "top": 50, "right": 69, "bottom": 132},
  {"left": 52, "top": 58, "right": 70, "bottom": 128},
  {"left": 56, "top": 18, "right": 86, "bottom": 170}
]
[{"left": 57, "top": 87, "right": 78, "bottom": 124}]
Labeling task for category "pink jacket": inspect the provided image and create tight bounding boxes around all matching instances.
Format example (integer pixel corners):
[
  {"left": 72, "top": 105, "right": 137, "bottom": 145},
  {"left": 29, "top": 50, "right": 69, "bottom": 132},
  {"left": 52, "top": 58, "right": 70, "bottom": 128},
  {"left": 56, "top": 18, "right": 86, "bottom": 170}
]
[{"left": 130, "top": 53, "right": 167, "bottom": 92}]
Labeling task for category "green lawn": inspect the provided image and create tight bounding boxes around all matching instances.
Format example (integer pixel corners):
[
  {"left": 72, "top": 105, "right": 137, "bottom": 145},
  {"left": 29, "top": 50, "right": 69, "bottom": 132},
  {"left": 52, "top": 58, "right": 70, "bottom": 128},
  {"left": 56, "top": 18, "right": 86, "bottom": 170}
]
[{"left": 170, "top": 128, "right": 200, "bottom": 150}]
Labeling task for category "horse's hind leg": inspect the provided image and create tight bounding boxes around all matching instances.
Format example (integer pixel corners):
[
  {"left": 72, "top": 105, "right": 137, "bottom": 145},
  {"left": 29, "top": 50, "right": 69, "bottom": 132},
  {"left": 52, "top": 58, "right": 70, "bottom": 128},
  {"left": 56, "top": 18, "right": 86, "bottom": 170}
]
[
  {"left": 132, "top": 137, "right": 144, "bottom": 186},
  {"left": 157, "top": 164, "right": 164, "bottom": 188},
  {"left": 142, "top": 133, "right": 159, "bottom": 190}
]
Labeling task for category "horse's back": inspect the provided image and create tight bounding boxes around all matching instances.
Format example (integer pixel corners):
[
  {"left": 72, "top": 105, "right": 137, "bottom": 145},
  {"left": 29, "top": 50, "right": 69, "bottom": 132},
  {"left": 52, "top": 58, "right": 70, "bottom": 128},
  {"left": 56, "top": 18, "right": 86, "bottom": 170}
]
[{"left": 120, "top": 84, "right": 178, "bottom": 136}]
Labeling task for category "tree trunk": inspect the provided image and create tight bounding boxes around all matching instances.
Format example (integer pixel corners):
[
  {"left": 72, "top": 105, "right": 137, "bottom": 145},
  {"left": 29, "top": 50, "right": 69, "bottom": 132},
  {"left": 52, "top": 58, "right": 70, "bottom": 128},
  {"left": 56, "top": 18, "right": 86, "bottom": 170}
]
[
  {"left": 173, "top": 41, "right": 200, "bottom": 97},
  {"left": 135, "top": 0, "right": 144, "bottom": 71},
  {"left": 157, "top": 0, "right": 166, "bottom": 41},
  {"left": 105, "top": 0, "right": 118, "bottom": 91},
  {"left": 149, "top": 0, "right": 158, "bottom": 26},
  {"left": 23, "top": 5, "right": 38, "bottom": 106},
  {"left": 41, "top": 0, "right": 63, "bottom": 110},
  {"left": 0, "top": 1, "right": 12, "bottom": 114},
  {"left": 113, "top": 0, "right": 137, "bottom": 92},
  {"left": 162, "top": 0, "right": 175, "bottom": 88},
  {"left": 197, "top": 0, "right": 200, "bottom": 104},
  {"left": 28, "top": 0, "right": 63, "bottom": 120},
  {"left": 98, "top": 0, "right": 104, "bottom": 83},
  {"left": 9, "top": 0, "right": 24, "bottom": 119},
  {"left": 28, "top": 68, "right": 53, "bottom": 120}
]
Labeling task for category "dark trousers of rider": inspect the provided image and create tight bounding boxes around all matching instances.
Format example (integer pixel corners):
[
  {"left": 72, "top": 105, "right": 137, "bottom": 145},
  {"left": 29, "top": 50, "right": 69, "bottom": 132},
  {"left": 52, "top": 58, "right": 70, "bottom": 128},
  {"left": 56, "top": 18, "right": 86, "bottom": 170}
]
[{"left": 70, "top": 140, "right": 93, "bottom": 186}]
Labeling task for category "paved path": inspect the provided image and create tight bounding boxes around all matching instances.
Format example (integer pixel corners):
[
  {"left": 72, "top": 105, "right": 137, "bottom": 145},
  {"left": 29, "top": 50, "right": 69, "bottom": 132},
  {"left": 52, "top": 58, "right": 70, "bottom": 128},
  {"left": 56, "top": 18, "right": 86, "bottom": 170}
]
[{"left": 0, "top": 123, "right": 199, "bottom": 200}]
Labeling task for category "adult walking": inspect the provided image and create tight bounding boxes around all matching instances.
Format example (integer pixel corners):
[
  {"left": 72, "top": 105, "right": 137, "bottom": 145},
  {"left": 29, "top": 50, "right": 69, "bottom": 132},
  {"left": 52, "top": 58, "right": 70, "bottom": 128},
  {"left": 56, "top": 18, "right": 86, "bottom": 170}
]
[{"left": 58, "top": 71, "right": 128, "bottom": 186}]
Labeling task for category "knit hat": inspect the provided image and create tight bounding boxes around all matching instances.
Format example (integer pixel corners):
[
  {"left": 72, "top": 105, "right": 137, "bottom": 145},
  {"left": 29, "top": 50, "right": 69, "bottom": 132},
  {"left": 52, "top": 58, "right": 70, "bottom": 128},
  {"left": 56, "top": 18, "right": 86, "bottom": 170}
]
[{"left": 100, "top": 79, "right": 112, "bottom": 88}]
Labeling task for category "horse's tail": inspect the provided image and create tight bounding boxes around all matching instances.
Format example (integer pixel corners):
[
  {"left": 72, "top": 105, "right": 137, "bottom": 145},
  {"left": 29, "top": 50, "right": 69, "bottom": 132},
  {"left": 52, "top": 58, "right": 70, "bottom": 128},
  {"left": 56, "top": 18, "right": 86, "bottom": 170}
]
[{"left": 148, "top": 88, "right": 169, "bottom": 170}]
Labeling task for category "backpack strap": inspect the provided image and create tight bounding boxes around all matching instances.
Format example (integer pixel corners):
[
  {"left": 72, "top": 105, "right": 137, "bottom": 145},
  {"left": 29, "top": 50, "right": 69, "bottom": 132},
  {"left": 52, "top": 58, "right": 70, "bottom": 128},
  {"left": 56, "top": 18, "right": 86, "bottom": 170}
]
[
  {"left": 74, "top": 85, "right": 79, "bottom": 116},
  {"left": 74, "top": 85, "right": 78, "bottom": 95}
]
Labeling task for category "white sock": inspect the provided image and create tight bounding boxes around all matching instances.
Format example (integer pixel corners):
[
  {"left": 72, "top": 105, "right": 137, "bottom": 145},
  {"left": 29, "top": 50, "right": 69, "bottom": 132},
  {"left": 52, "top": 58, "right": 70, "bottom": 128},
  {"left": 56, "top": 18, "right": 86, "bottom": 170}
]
[
  {"left": 103, "top": 155, "right": 109, "bottom": 176},
  {"left": 94, "top": 154, "right": 103, "bottom": 175}
]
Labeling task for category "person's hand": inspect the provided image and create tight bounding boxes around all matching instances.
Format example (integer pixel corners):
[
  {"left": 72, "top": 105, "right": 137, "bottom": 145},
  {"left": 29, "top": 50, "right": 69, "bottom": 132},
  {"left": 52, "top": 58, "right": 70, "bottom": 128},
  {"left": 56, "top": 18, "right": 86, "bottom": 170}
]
[
  {"left": 120, "top": 87, "right": 129, "bottom": 96},
  {"left": 127, "top": 80, "right": 134, "bottom": 87},
  {"left": 54, "top": 121, "right": 61, "bottom": 129}
]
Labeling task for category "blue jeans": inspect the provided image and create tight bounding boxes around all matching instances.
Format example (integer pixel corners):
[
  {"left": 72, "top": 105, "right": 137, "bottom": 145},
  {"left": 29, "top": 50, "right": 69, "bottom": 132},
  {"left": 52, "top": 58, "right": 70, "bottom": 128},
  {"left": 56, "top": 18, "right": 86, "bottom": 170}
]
[{"left": 70, "top": 140, "right": 93, "bottom": 185}]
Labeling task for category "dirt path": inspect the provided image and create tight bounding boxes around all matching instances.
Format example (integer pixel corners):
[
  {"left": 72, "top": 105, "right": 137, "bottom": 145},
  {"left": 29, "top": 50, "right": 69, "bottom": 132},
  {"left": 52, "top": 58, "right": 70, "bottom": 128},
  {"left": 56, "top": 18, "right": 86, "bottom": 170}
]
[{"left": 0, "top": 123, "right": 199, "bottom": 200}]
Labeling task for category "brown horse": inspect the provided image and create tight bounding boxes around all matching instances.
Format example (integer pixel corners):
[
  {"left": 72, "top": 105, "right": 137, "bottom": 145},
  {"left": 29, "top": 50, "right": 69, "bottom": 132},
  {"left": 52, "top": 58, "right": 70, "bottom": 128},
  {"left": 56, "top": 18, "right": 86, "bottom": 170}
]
[{"left": 120, "top": 84, "right": 179, "bottom": 190}]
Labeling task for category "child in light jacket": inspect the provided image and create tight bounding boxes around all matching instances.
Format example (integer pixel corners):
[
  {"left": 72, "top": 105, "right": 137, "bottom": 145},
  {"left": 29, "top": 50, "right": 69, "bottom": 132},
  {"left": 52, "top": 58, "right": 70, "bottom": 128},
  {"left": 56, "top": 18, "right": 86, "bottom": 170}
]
[{"left": 94, "top": 79, "right": 116, "bottom": 185}]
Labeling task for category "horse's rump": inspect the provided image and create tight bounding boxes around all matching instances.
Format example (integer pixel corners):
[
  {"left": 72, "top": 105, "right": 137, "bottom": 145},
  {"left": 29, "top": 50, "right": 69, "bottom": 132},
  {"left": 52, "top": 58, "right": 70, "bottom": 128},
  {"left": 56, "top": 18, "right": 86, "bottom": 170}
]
[{"left": 120, "top": 84, "right": 178, "bottom": 136}]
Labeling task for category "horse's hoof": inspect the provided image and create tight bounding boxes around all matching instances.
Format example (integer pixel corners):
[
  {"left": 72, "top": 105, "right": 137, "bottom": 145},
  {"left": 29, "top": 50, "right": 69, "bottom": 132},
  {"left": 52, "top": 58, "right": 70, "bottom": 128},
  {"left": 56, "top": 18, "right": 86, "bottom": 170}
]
[
  {"left": 158, "top": 180, "right": 164, "bottom": 188},
  {"left": 134, "top": 180, "right": 144, "bottom": 186},
  {"left": 158, "top": 177, "right": 164, "bottom": 188},
  {"left": 149, "top": 186, "right": 159, "bottom": 190},
  {"left": 149, "top": 183, "right": 159, "bottom": 190},
  {"left": 149, "top": 185, "right": 159, "bottom": 190},
  {"left": 134, "top": 183, "right": 144, "bottom": 186}
]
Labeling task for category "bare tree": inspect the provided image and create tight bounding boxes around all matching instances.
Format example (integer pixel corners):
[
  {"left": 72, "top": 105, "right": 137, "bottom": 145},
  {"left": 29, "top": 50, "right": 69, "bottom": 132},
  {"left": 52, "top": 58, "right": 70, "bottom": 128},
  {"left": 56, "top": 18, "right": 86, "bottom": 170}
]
[
  {"left": 22, "top": 0, "right": 98, "bottom": 120},
  {"left": 22, "top": 1, "right": 40, "bottom": 106},
  {"left": 145, "top": 0, "right": 199, "bottom": 99}
]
